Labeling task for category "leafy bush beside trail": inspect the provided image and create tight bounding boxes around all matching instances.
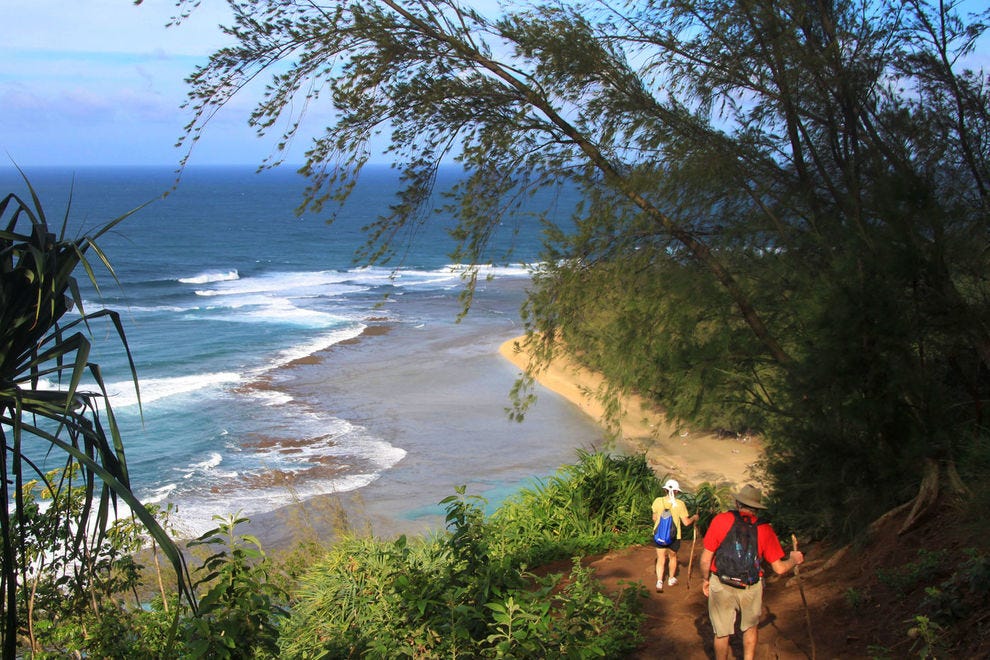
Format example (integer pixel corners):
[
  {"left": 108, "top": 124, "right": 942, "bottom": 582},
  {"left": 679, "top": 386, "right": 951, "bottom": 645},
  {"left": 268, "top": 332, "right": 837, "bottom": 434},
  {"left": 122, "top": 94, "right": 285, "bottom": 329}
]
[
  {"left": 279, "top": 452, "right": 656, "bottom": 658},
  {"left": 13, "top": 451, "right": 658, "bottom": 658}
]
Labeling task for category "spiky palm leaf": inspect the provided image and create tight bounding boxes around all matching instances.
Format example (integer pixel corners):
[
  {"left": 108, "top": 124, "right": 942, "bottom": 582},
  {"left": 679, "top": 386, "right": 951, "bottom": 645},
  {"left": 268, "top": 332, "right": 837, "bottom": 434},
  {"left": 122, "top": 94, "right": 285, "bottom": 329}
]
[{"left": 0, "top": 172, "right": 194, "bottom": 656}]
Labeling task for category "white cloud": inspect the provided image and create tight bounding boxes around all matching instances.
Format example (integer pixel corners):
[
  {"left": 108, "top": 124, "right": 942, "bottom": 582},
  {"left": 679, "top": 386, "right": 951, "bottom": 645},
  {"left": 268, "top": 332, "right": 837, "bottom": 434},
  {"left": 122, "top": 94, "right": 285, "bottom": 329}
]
[{"left": 0, "top": 1, "right": 279, "bottom": 166}]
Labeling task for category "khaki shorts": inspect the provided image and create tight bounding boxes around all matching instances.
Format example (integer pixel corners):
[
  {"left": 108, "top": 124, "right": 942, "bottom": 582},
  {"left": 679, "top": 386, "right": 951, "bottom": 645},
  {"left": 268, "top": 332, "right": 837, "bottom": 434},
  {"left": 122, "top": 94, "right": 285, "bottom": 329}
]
[{"left": 708, "top": 576, "right": 764, "bottom": 638}]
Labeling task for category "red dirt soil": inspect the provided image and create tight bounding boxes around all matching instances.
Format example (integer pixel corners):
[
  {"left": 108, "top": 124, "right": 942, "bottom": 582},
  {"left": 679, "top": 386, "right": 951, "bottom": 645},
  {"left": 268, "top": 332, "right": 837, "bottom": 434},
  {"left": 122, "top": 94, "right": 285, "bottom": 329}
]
[
  {"left": 588, "top": 543, "right": 833, "bottom": 659},
  {"left": 572, "top": 502, "right": 989, "bottom": 659}
]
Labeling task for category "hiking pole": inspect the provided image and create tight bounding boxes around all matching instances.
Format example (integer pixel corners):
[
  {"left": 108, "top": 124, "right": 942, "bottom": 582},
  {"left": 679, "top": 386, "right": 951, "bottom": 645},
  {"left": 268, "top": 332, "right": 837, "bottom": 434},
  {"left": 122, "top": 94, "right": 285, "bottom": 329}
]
[
  {"left": 685, "top": 525, "right": 698, "bottom": 589},
  {"left": 791, "top": 534, "right": 817, "bottom": 660}
]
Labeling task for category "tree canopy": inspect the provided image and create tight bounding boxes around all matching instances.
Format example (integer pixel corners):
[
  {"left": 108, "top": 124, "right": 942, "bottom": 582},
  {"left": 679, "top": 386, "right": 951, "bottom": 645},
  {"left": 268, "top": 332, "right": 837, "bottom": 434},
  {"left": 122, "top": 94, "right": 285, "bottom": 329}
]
[{"left": 168, "top": 0, "right": 990, "bottom": 538}]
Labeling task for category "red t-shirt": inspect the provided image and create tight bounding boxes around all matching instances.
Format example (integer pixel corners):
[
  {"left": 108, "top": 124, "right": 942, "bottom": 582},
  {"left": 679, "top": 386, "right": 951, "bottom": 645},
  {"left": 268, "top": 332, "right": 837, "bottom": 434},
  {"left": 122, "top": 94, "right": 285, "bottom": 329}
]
[{"left": 703, "top": 510, "right": 785, "bottom": 576}]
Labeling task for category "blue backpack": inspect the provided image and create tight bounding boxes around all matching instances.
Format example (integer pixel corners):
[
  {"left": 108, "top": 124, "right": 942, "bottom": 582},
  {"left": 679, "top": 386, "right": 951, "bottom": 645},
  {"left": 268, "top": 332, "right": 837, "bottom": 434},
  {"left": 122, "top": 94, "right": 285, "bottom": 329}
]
[{"left": 653, "top": 508, "right": 675, "bottom": 547}]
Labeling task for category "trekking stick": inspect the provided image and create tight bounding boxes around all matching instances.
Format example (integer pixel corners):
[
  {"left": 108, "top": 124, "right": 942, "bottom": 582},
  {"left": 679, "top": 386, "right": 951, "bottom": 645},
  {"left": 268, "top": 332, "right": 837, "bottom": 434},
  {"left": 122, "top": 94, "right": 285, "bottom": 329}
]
[
  {"left": 685, "top": 525, "right": 698, "bottom": 589},
  {"left": 791, "top": 534, "right": 817, "bottom": 660}
]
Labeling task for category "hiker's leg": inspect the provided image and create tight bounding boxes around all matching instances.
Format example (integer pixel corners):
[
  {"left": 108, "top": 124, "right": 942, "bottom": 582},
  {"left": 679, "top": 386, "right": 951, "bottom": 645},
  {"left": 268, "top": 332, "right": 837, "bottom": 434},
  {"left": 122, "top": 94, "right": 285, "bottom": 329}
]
[
  {"left": 741, "top": 626, "right": 758, "bottom": 660},
  {"left": 655, "top": 547, "right": 664, "bottom": 581},
  {"left": 712, "top": 635, "right": 731, "bottom": 660},
  {"left": 738, "top": 581, "right": 764, "bottom": 660},
  {"left": 707, "top": 578, "right": 737, "bottom": 659},
  {"left": 663, "top": 540, "right": 680, "bottom": 584}
]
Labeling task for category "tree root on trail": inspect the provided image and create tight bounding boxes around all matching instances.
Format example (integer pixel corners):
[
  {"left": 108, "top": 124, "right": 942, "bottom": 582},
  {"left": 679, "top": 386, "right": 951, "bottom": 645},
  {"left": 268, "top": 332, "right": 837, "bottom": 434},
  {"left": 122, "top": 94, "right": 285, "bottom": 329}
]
[
  {"left": 898, "top": 458, "right": 941, "bottom": 535},
  {"left": 786, "top": 458, "right": 969, "bottom": 587},
  {"left": 785, "top": 546, "right": 849, "bottom": 587},
  {"left": 898, "top": 458, "right": 968, "bottom": 535}
]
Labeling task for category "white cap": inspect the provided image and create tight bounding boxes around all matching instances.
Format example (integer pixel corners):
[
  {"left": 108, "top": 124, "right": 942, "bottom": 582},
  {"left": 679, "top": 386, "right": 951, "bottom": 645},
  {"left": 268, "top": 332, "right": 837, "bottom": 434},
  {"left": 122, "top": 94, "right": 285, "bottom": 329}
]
[{"left": 663, "top": 479, "right": 680, "bottom": 492}]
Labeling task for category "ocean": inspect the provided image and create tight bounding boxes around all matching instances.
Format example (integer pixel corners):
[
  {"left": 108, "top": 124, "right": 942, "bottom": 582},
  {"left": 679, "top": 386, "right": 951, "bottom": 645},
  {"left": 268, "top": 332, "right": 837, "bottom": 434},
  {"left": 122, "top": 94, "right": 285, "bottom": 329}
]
[{"left": 1, "top": 164, "right": 607, "bottom": 543}]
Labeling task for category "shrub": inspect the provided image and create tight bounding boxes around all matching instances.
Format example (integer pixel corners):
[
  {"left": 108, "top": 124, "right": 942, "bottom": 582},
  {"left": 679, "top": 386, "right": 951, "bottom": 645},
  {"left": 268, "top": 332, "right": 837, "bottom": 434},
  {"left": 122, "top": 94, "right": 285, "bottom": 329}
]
[
  {"left": 182, "top": 514, "right": 288, "bottom": 659},
  {"left": 280, "top": 462, "right": 650, "bottom": 658},
  {"left": 488, "top": 450, "right": 659, "bottom": 565}
]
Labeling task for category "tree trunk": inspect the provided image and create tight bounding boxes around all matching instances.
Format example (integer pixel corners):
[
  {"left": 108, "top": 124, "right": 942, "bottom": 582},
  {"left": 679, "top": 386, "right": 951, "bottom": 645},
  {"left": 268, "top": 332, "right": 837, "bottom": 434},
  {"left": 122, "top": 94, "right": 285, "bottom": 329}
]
[{"left": 898, "top": 457, "right": 968, "bottom": 535}]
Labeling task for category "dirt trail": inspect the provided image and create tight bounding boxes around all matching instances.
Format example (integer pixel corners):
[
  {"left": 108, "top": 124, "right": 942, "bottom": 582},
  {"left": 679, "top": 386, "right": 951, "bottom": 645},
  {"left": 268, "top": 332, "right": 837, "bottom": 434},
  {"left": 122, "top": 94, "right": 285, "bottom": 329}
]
[
  {"left": 501, "top": 337, "right": 988, "bottom": 658},
  {"left": 581, "top": 498, "right": 990, "bottom": 660},
  {"left": 586, "top": 543, "right": 828, "bottom": 659}
]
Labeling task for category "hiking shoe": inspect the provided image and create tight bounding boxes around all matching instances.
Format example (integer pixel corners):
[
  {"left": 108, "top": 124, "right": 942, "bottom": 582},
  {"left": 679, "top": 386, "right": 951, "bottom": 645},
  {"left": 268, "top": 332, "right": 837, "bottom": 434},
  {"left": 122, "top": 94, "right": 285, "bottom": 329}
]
[
  {"left": 655, "top": 580, "right": 663, "bottom": 593},
  {"left": 668, "top": 576, "right": 678, "bottom": 587}
]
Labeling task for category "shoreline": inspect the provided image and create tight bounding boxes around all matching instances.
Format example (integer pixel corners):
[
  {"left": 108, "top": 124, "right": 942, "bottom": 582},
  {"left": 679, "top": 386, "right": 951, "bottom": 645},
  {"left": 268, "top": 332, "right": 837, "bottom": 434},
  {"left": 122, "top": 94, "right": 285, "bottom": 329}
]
[
  {"left": 240, "top": 326, "right": 762, "bottom": 552},
  {"left": 237, "top": 317, "right": 606, "bottom": 550},
  {"left": 498, "top": 335, "right": 762, "bottom": 492}
]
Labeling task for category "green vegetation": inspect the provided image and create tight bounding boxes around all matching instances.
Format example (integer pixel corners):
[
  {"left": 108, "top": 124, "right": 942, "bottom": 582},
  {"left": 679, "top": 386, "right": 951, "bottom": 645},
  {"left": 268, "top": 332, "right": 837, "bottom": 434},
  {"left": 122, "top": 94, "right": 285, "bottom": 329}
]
[
  {"left": 877, "top": 549, "right": 951, "bottom": 596},
  {"left": 488, "top": 449, "right": 659, "bottom": 564},
  {"left": 17, "top": 450, "right": 988, "bottom": 657},
  {"left": 10, "top": 451, "right": 664, "bottom": 658},
  {"left": 168, "top": 0, "right": 990, "bottom": 543},
  {"left": 866, "top": 534, "right": 990, "bottom": 658},
  {"left": 0, "top": 175, "right": 194, "bottom": 656},
  {"left": 184, "top": 514, "right": 288, "bottom": 658},
  {"left": 279, "top": 469, "right": 648, "bottom": 659}
]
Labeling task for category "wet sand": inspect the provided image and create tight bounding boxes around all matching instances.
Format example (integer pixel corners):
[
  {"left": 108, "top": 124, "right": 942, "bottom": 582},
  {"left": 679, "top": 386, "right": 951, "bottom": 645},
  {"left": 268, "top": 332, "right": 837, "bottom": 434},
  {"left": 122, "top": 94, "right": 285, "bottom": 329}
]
[
  {"left": 241, "top": 306, "right": 610, "bottom": 550},
  {"left": 243, "top": 319, "right": 760, "bottom": 552}
]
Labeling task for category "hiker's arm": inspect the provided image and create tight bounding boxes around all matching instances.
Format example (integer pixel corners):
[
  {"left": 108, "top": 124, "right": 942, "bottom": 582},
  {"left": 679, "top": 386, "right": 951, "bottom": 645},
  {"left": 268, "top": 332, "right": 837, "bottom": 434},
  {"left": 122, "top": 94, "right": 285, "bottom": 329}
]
[
  {"left": 699, "top": 548, "right": 714, "bottom": 579},
  {"left": 675, "top": 500, "right": 698, "bottom": 526},
  {"left": 769, "top": 551, "right": 805, "bottom": 575},
  {"left": 699, "top": 548, "right": 714, "bottom": 595}
]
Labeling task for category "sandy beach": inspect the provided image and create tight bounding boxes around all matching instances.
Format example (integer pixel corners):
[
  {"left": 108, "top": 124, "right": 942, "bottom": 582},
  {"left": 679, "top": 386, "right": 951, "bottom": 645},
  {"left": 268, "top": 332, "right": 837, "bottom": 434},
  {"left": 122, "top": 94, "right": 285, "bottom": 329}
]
[
  {"left": 499, "top": 335, "right": 763, "bottom": 492},
  {"left": 248, "top": 324, "right": 761, "bottom": 550}
]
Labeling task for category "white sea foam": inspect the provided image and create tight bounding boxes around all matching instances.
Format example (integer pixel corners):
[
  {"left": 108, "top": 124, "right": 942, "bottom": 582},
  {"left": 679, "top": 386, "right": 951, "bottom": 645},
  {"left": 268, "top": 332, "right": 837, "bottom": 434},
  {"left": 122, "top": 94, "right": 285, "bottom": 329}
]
[
  {"left": 151, "top": 405, "right": 408, "bottom": 537},
  {"left": 234, "top": 300, "right": 351, "bottom": 328},
  {"left": 246, "top": 389, "right": 294, "bottom": 407},
  {"left": 267, "top": 324, "right": 366, "bottom": 368},
  {"left": 379, "top": 263, "right": 533, "bottom": 287},
  {"left": 159, "top": 474, "right": 338, "bottom": 537},
  {"left": 191, "top": 452, "right": 224, "bottom": 471},
  {"left": 179, "top": 270, "right": 240, "bottom": 284},
  {"left": 192, "top": 270, "right": 361, "bottom": 298},
  {"left": 75, "top": 300, "right": 194, "bottom": 314},
  {"left": 190, "top": 265, "right": 531, "bottom": 300},
  {"left": 87, "top": 324, "right": 363, "bottom": 410},
  {"left": 250, "top": 430, "right": 407, "bottom": 472},
  {"left": 174, "top": 451, "right": 239, "bottom": 482},
  {"left": 163, "top": 470, "right": 391, "bottom": 538},
  {"left": 121, "top": 304, "right": 193, "bottom": 313},
  {"left": 485, "top": 264, "right": 534, "bottom": 278},
  {"left": 252, "top": 410, "right": 408, "bottom": 474},
  {"left": 143, "top": 483, "right": 178, "bottom": 505},
  {"left": 104, "top": 372, "right": 243, "bottom": 408}
]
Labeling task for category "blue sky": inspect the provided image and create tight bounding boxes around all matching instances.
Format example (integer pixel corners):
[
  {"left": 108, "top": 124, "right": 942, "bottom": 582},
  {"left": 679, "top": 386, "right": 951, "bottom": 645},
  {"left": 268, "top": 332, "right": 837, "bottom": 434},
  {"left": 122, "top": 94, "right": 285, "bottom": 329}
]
[
  {"left": 3, "top": 1, "right": 987, "bottom": 169},
  {"left": 2, "top": 1, "right": 285, "bottom": 168}
]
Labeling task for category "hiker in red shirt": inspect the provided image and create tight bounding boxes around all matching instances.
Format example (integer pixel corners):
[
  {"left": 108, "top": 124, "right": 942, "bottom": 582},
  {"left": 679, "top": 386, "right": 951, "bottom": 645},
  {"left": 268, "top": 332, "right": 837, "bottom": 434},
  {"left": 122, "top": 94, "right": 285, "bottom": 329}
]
[{"left": 699, "top": 484, "right": 804, "bottom": 660}]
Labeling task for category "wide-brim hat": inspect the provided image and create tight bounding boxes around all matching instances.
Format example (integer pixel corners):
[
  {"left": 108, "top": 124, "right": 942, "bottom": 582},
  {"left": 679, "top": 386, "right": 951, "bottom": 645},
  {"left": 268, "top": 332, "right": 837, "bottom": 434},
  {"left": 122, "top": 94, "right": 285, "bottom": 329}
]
[{"left": 734, "top": 484, "right": 767, "bottom": 509}]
